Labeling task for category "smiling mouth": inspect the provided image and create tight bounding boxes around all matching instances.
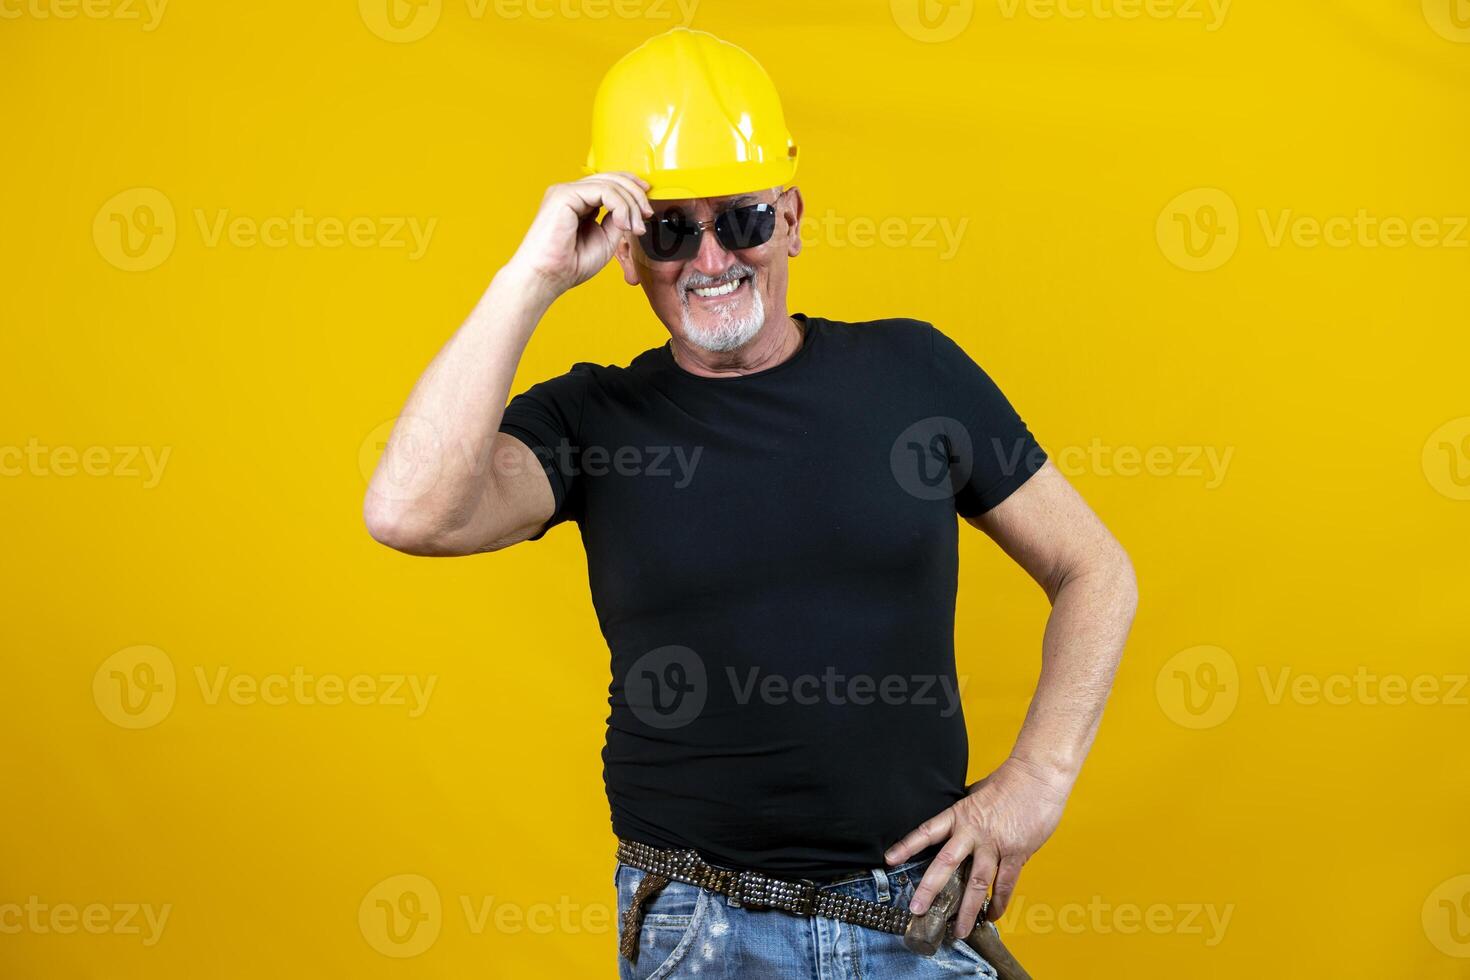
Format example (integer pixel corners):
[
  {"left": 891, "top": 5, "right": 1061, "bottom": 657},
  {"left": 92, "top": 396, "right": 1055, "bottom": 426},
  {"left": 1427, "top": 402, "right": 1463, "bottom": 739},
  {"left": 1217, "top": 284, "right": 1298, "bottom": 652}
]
[{"left": 688, "top": 272, "right": 751, "bottom": 300}]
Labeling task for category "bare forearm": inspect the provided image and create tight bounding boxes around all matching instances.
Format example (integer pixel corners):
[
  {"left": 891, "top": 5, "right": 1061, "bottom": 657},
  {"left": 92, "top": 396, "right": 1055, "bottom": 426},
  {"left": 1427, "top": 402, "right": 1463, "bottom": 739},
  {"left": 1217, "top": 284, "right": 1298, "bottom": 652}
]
[
  {"left": 364, "top": 263, "right": 555, "bottom": 537},
  {"left": 1006, "top": 550, "right": 1137, "bottom": 788},
  {"left": 901, "top": 466, "right": 1137, "bottom": 928},
  {"left": 364, "top": 173, "right": 653, "bottom": 555}
]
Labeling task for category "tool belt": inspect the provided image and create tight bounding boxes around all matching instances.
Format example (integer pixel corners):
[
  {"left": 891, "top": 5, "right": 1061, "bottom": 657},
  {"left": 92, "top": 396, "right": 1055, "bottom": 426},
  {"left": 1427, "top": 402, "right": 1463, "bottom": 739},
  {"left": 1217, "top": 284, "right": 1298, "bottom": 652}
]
[{"left": 614, "top": 837, "right": 1033, "bottom": 980}]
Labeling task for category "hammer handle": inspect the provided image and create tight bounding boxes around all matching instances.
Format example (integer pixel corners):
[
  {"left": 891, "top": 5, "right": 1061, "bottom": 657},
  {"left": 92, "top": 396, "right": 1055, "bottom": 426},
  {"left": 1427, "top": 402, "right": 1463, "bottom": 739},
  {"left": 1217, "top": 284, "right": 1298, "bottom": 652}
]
[{"left": 963, "top": 920, "right": 1033, "bottom": 980}]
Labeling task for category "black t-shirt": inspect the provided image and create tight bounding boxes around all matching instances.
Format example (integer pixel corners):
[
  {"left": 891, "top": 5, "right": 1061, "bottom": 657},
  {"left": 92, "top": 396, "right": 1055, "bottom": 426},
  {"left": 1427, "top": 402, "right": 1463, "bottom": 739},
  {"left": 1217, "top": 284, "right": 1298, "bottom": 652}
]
[{"left": 499, "top": 314, "right": 1047, "bottom": 877}]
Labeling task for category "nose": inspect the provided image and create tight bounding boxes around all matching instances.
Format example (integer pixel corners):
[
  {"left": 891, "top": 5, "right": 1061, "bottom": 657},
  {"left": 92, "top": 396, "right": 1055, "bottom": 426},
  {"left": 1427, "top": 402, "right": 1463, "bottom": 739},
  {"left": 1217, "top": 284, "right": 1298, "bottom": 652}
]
[{"left": 689, "top": 223, "right": 736, "bottom": 278}]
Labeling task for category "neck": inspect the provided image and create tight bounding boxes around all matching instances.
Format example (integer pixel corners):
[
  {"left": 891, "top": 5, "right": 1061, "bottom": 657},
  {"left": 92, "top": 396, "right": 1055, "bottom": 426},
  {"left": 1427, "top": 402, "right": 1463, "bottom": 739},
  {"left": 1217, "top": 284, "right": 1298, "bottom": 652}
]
[{"left": 669, "top": 312, "right": 804, "bottom": 378}]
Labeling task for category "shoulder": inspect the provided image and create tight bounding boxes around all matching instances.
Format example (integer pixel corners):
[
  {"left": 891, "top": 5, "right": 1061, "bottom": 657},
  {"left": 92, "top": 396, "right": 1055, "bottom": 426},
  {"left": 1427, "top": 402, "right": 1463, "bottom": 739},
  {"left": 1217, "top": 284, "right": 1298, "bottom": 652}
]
[
  {"left": 508, "top": 344, "right": 672, "bottom": 425},
  {"left": 807, "top": 314, "right": 940, "bottom": 357},
  {"left": 524, "top": 343, "right": 664, "bottom": 393},
  {"left": 808, "top": 316, "right": 993, "bottom": 378},
  {"left": 813, "top": 314, "right": 934, "bottom": 339},
  {"left": 812, "top": 316, "right": 1007, "bottom": 393}
]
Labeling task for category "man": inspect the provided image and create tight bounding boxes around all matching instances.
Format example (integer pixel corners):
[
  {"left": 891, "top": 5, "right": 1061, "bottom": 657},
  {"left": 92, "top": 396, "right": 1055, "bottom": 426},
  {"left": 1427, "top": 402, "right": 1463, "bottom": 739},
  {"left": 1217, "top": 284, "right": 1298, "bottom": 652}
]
[{"left": 364, "top": 28, "right": 1136, "bottom": 980}]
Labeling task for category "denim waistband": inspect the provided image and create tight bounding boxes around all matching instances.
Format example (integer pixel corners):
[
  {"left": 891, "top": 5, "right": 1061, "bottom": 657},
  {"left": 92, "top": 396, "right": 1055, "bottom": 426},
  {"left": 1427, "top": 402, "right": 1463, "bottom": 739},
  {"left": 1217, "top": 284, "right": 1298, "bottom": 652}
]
[{"left": 819, "top": 856, "right": 927, "bottom": 889}]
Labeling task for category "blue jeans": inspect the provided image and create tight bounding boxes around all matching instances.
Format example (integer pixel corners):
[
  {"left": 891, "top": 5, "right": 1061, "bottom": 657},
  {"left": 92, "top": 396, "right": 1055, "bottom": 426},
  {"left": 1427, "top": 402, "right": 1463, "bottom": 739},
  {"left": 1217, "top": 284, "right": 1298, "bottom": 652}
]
[{"left": 614, "top": 858, "right": 999, "bottom": 979}]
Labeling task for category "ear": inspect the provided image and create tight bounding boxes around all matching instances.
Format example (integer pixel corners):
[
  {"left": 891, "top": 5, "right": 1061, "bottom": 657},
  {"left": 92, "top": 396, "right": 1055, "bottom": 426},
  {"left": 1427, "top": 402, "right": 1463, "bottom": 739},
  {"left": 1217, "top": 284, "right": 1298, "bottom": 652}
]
[
  {"left": 782, "top": 186, "right": 805, "bottom": 258},
  {"left": 614, "top": 232, "right": 643, "bottom": 286}
]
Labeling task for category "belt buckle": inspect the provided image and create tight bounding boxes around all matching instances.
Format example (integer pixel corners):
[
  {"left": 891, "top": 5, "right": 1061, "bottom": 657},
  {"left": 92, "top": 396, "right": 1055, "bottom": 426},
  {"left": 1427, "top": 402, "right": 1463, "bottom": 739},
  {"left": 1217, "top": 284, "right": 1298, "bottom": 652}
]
[{"left": 734, "top": 870, "right": 818, "bottom": 916}]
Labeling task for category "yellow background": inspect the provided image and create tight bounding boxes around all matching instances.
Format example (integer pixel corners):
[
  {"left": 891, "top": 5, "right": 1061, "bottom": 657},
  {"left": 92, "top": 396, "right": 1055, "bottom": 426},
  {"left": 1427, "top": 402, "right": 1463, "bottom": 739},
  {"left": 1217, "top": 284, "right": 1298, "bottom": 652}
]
[{"left": 3, "top": 1, "right": 1468, "bottom": 977}]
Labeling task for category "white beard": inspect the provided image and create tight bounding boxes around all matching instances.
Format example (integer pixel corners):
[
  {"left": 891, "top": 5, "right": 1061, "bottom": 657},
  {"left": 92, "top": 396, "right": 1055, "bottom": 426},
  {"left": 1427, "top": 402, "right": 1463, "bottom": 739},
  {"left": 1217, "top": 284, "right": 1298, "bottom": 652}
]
[{"left": 680, "top": 282, "right": 766, "bottom": 353}]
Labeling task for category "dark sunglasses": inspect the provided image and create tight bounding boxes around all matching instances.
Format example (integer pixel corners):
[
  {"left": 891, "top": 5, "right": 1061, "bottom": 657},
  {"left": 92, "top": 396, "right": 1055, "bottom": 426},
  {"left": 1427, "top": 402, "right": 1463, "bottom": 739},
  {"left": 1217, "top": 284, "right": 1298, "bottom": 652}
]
[{"left": 638, "top": 199, "right": 781, "bottom": 262}]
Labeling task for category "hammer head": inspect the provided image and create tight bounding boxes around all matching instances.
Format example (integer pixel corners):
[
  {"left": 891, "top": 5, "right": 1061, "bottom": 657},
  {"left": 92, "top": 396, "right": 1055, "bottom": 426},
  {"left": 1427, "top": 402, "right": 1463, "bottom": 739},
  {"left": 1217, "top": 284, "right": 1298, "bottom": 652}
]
[{"left": 902, "top": 858, "right": 969, "bottom": 956}]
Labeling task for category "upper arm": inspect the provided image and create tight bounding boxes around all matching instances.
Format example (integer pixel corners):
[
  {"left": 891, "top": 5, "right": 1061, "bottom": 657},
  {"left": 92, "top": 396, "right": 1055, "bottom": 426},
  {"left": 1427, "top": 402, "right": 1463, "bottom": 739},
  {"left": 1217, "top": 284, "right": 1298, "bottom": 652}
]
[
  {"left": 474, "top": 430, "right": 559, "bottom": 551},
  {"left": 366, "top": 365, "right": 589, "bottom": 557},
  {"left": 925, "top": 324, "right": 1048, "bottom": 518},
  {"left": 965, "top": 461, "right": 1132, "bottom": 601},
  {"left": 365, "top": 430, "right": 556, "bottom": 557},
  {"left": 485, "top": 362, "right": 594, "bottom": 547},
  {"left": 922, "top": 323, "right": 1126, "bottom": 595}
]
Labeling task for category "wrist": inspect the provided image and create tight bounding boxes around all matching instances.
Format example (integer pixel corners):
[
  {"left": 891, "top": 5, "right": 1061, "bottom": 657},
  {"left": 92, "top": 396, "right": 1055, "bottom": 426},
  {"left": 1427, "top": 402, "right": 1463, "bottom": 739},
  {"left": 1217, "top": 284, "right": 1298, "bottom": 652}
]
[
  {"left": 1002, "top": 753, "right": 1080, "bottom": 793},
  {"left": 492, "top": 259, "right": 563, "bottom": 314}
]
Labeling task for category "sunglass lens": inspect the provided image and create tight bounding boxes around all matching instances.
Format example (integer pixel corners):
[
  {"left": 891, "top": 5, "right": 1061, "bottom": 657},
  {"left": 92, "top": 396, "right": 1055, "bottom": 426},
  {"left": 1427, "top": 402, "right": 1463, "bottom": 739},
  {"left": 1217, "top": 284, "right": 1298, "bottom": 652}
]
[
  {"left": 716, "top": 204, "right": 777, "bottom": 250},
  {"left": 641, "top": 215, "right": 698, "bottom": 261}
]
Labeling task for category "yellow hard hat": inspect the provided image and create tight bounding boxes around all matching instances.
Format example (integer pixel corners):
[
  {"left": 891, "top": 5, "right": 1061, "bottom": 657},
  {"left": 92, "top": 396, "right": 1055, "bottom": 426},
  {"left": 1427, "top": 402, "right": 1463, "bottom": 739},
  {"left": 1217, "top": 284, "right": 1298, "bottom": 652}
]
[{"left": 584, "top": 28, "right": 798, "bottom": 201}]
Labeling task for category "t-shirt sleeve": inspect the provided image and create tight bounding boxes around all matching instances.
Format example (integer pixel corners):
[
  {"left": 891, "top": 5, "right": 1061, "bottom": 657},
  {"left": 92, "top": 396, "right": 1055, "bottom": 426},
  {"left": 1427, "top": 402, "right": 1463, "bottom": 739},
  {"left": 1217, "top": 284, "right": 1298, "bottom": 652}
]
[
  {"left": 497, "top": 362, "right": 595, "bottom": 539},
  {"left": 928, "top": 324, "right": 1047, "bottom": 517}
]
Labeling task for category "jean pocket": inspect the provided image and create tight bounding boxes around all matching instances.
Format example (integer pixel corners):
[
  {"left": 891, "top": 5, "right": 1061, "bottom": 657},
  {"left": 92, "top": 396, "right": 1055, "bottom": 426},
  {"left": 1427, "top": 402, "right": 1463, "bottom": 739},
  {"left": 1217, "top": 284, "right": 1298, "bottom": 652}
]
[
  {"left": 616, "top": 865, "right": 709, "bottom": 980},
  {"left": 942, "top": 932, "right": 1000, "bottom": 978},
  {"left": 886, "top": 868, "right": 998, "bottom": 978}
]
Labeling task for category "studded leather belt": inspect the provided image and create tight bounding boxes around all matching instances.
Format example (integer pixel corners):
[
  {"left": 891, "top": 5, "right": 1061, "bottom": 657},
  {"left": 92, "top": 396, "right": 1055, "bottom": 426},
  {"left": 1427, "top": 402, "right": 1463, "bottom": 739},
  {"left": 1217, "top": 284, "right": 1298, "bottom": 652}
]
[
  {"left": 615, "top": 838, "right": 1032, "bottom": 979},
  {"left": 615, "top": 838, "right": 914, "bottom": 961}
]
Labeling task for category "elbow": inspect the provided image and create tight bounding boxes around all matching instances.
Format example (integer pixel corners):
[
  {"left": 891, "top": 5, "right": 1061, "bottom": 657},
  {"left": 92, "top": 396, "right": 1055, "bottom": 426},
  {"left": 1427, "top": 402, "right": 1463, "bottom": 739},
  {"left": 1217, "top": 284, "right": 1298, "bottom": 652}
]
[
  {"left": 363, "top": 494, "right": 466, "bottom": 556},
  {"left": 363, "top": 495, "right": 421, "bottom": 553},
  {"left": 1109, "top": 540, "right": 1140, "bottom": 622},
  {"left": 1052, "top": 536, "right": 1138, "bottom": 619}
]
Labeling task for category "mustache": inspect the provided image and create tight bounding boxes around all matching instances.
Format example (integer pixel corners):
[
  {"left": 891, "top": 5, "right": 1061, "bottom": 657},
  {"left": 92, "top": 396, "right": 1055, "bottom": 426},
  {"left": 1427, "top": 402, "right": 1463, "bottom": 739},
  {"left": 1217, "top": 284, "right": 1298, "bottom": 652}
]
[{"left": 679, "top": 264, "right": 757, "bottom": 292}]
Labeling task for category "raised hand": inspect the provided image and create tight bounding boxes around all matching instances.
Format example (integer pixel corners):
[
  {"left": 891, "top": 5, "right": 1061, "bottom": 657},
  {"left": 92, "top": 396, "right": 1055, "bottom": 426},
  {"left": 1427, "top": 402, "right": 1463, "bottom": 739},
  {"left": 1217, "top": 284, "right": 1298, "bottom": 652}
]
[{"left": 507, "top": 172, "right": 654, "bottom": 295}]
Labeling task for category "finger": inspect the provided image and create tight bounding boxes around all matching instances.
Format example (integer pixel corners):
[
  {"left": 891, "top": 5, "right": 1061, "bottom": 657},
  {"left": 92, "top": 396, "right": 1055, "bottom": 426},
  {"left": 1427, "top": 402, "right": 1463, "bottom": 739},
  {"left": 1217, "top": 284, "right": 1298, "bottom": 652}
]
[
  {"left": 582, "top": 173, "right": 647, "bottom": 229},
  {"left": 595, "top": 190, "right": 637, "bottom": 237},
  {"left": 599, "top": 171, "right": 655, "bottom": 219},
  {"left": 594, "top": 179, "right": 643, "bottom": 235},
  {"left": 595, "top": 208, "right": 626, "bottom": 254},
  {"left": 559, "top": 178, "right": 615, "bottom": 219},
  {"left": 953, "top": 849, "right": 999, "bottom": 939},
  {"left": 884, "top": 809, "right": 954, "bottom": 867},
  {"left": 987, "top": 856, "right": 1024, "bottom": 921},
  {"left": 569, "top": 178, "right": 642, "bottom": 234},
  {"left": 908, "top": 835, "right": 972, "bottom": 916},
  {"left": 589, "top": 169, "right": 648, "bottom": 192},
  {"left": 603, "top": 187, "right": 650, "bottom": 246},
  {"left": 596, "top": 179, "right": 643, "bottom": 236}
]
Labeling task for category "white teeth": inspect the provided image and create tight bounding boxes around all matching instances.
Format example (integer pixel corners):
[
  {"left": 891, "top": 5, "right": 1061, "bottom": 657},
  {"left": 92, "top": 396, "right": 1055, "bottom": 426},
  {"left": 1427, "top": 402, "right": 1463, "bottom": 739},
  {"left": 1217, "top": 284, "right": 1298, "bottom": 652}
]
[{"left": 691, "top": 277, "right": 744, "bottom": 298}]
